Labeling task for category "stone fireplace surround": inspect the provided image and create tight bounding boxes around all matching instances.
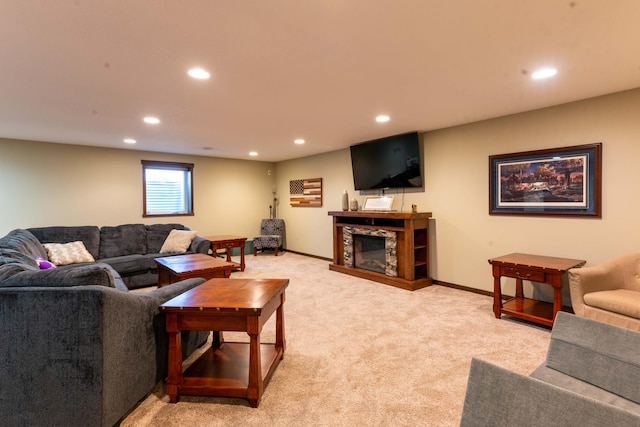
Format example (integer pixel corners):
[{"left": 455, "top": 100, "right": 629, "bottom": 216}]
[
  {"left": 343, "top": 226, "right": 397, "bottom": 277},
  {"left": 328, "top": 211, "right": 432, "bottom": 291}
]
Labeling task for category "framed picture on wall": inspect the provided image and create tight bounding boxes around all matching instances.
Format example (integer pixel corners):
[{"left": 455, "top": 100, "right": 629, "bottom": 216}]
[{"left": 489, "top": 143, "right": 602, "bottom": 217}]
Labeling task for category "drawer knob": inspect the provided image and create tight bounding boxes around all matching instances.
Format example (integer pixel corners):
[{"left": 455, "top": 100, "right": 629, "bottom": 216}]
[{"left": 516, "top": 272, "right": 531, "bottom": 279}]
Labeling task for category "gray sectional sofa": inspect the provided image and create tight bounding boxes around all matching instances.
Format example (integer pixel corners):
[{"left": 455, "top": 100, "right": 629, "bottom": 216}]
[
  {"left": 27, "top": 223, "right": 211, "bottom": 289},
  {"left": 460, "top": 312, "right": 640, "bottom": 426},
  {"left": 0, "top": 226, "right": 211, "bottom": 426}
]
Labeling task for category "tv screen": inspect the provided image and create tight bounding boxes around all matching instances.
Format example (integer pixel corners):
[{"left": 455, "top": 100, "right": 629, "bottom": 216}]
[{"left": 350, "top": 131, "right": 423, "bottom": 191}]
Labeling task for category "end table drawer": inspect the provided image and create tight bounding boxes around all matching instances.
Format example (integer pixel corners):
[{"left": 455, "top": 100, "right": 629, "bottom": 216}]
[{"left": 502, "top": 267, "right": 545, "bottom": 282}]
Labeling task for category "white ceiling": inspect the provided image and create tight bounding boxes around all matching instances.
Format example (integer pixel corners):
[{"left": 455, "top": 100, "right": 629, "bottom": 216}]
[{"left": 1, "top": 1, "right": 639, "bottom": 162}]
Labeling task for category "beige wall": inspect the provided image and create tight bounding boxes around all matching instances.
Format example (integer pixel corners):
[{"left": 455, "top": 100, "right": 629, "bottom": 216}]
[
  {"left": 277, "top": 88, "right": 640, "bottom": 298},
  {"left": 0, "top": 139, "right": 275, "bottom": 238},
  {"left": 2, "top": 87, "right": 640, "bottom": 296}
]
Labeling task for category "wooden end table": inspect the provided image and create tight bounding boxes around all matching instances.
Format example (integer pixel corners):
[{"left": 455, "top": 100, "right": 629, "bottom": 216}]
[
  {"left": 161, "top": 278, "right": 288, "bottom": 407},
  {"left": 155, "top": 253, "right": 235, "bottom": 287},
  {"left": 489, "top": 253, "right": 586, "bottom": 327},
  {"left": 205, "top": 235, "right": 248, "bottom": 272}
]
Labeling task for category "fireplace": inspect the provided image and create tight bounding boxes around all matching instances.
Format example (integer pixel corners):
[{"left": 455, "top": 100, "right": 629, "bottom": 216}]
[
  {"left": 354, "top": 234, "right": 386, "bottom": 274},
  {"left": 343, "top": 226, "right": 397, "bottom": 277}
]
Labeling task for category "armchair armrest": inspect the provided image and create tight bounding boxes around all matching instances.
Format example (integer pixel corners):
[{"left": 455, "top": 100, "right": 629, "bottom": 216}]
[
  {"left": 460, "top": 358, "right": 640, "bottom": 427},
  {"left": 569, "top": 253, "right": 640, "bottom": 316}
]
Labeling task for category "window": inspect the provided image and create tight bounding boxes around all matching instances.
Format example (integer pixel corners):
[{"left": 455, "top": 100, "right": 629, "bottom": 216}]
[{"left": 142, "top": 160, "right": 194, "bottom": 217}]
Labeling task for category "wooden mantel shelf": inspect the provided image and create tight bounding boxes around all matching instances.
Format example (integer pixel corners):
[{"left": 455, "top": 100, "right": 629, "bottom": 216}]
[{"left": 328, "top": 211, "right": 433, "bottom": 291}]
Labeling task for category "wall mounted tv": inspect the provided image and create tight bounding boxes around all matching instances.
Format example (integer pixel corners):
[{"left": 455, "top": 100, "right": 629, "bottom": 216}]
[{"left": 349, "top": 131, "right": 423, "bottom": 191}]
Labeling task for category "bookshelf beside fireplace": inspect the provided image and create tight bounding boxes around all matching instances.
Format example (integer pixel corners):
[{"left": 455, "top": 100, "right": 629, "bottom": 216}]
[{"left": 328, "top": 211, "right": 432, "bottom": 291}]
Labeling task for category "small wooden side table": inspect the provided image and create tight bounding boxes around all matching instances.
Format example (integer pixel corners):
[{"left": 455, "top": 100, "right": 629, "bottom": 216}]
[
  {"left": 489, "top": 253, "right": 586, "bottom": 327},
  {"left": 161, "top": 278, "right": 288, "bottom": 407},
  {"left": 155, "top": 253, "right": 234, "bottom": 287},
  {"left": 205, "top": 235, "right": 247, "bottom": 271}
]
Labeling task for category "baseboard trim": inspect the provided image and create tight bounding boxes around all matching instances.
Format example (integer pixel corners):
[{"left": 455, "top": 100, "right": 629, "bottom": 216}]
[
  {"left": 283, "top": 251, "right": 495, "bottom": 297},
  {"left": 432, "top": 279, "right": 494, "bottom": 297},
  {"left": 282, "top": 249, "right": 332, "bottom": 262}
]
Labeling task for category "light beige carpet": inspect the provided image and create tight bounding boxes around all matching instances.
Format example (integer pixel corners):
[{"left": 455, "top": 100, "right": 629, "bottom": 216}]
[{"left": 122, "top": 252, "right": 551, "bottom": 426}]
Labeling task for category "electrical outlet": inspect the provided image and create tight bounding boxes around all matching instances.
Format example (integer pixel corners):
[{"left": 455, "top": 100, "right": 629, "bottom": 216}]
[{"left": 268, "top": 170, "right": 271, "bottom": 175}]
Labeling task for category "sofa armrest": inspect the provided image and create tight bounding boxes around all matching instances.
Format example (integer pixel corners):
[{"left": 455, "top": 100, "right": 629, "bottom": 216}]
[
  {"left": 190, "top": 235, "right": 211, "bottom": 254},
  {"left": 0, "top": 285, "right": 170, "bottom": 426},
  {"left": 460, "top": 358, "right": 640, "bottom": 427},
  {"left": 137, "top": 277, "right": 206, "bottom": 303},
  {"left": 569, "top": 253, "right": 640, "bottom": 316},
  {"left": 1, "top": 262, "right": 122, "bottom": 289}
]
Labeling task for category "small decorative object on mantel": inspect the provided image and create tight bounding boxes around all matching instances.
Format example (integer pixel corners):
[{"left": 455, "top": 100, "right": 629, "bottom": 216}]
[
  {"left": 342, "top": 190, "right": 349, "bottom": 211},
  {"left": 289, "top": 178, "right": 323, "bottom": 207},
  {"left": 349, "top": 198, "right": 358, "bottom": 211}
]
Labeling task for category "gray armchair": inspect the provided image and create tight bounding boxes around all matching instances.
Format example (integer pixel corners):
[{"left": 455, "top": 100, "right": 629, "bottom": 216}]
[{"left": 253, "top": 219, "right": 285, "bottom": 256}]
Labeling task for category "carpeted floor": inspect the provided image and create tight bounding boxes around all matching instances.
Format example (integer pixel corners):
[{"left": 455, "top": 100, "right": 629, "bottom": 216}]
[{"left": 121, "top": 252, "right": 551, "bottom": 426}]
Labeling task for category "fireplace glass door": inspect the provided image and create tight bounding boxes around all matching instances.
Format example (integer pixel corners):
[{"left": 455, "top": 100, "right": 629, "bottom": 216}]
[{"left": 353, "top": 234, "right": 386, "bottom": 274}]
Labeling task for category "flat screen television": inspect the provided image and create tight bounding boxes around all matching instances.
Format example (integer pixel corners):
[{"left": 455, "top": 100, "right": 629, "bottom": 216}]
[{"left": 349, "top": 131, "right": 423, "bottom": 191}]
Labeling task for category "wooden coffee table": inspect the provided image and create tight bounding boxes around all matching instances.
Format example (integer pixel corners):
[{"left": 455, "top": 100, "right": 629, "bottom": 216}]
[
  {"left": 161, "top": 278, "right": 288, "bottom": 407},
  {"left": 155, "top": 253, "right": 235, "bottom": 287},
  {"left": 205, "top": 235, "right": 247, "bottom": 272}
]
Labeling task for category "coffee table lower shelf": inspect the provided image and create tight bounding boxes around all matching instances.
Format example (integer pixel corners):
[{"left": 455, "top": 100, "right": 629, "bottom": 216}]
[
  {"left": 179, "top": 342, "right": 283, "bottom": 403},
  {"left": 500, "top": 297, "right": 572, "bottom": 327}
]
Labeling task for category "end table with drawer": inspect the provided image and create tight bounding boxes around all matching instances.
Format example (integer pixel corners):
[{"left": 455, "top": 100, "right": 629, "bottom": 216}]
[{"left": 489, "top": 253, "right": 586, "bottom": 327}]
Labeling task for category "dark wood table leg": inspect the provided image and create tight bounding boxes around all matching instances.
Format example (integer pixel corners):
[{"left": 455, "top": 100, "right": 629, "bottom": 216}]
[
  {"left": 492, "top": 270, "right": 502, "bottom": 319},
  {"left": 550, "top": 275, "right": 563, "bottom": 322},
  {"left": 240, "top": 244, "right": 246, "bottom": 271},
  {"left": 276, "top": 293, "right": 286, "bottom": 356},
  {"left": 165, "top": 314, "right": 182, "bottom": 403},
  {"left": 246, "top": 326, "right": 263, "bottom": 408}
]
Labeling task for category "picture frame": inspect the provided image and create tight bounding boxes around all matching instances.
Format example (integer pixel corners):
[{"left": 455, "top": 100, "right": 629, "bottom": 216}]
[
  {"left": 489, "top": 143, "right": 602, "bottom": 217},
  {"left": 362, "top": 195, "right": 395, "bottom": 211}
]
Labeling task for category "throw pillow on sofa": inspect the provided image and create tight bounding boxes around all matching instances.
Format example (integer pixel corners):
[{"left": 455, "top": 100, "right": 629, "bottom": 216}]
[
  {"left": 159, "top": 229, "right": 197, "bottom": 254},
  {"left": 36, "top": 257, "right": 57, "bottom": 269},
  {"left": 43, "top": 241, "right": 95, "bottom": 265}
]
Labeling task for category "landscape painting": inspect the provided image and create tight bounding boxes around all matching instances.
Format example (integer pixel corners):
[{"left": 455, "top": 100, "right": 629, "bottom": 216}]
[{"left": 489, "top": 143, "right": 602, "bottom": 217}]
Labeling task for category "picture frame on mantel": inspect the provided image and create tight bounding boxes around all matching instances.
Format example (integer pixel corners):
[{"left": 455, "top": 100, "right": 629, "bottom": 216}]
[
  {"left": 489, "top": 143, "right": 602, "bottom": 217},
  {"left": 362, "top": 195, "right": 395, "bottom": 211}
]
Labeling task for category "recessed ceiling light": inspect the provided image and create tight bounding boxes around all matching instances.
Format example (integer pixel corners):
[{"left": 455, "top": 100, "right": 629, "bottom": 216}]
[
  {"left": 294, "top": 139, "right": 305, "bottom": 145},
  {"left": 143, "top": 116, "right": 160, "bottom": 124},
  {"left": 531, "top": 68, "right": 558, "bottom": 80},
  {"left": 376, "top": 115, "right": 390, "bottom": 123},
  {"left": 249, "top": 151, "right": 258, "bottom": 156},
  {"left": 123, "top": 138, "right": 136, "bottom": 144},
  {"left": 188, "top": 67, "right": 211, "bottom": 80}
]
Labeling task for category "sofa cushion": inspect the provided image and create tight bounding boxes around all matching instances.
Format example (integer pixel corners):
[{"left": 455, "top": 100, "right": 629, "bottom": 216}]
[
  {"left": 159, "top": 229, "right": 197, "bottom": 254},
  {"left": 0, "top": 248, "right": 39, "bottom": 268},
  {"left": 28, "top": 226, "right": 100, "bottom": 259},
  {"left": 0, "top": 261, "right": 38, "bottom": 282},
  {"left": 43, "top": 241, "right": 96, "bottom": 266},
  {"left": 145, "top": 224, "right": 186, "bottom": 254},
  {"left": 584, "top": 289, "right": 640, "bottom": 319},
  {"left": 0, "top": 229, "right": 48, "bottom": 261},
  {"left": 98, "top": 254, "right": 149, "bottom": 276},
  {"left": 99, "top": 224, "right": 147, "bottom": 258}
]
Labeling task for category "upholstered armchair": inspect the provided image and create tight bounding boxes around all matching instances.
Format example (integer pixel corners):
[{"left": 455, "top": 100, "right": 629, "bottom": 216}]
[
  {"left": 569, "top": 253, "right": 640, "bottom": 331},
  {"left": 253, "top": 219, "right": 285, "bottom": 256}
]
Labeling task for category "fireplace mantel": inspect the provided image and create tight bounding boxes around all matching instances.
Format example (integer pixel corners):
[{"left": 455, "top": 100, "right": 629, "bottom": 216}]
[{"left": 328, "top": 211, "right": 432, "bottom": 291}]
